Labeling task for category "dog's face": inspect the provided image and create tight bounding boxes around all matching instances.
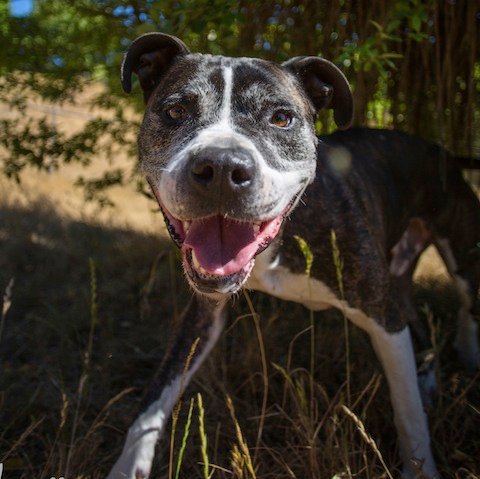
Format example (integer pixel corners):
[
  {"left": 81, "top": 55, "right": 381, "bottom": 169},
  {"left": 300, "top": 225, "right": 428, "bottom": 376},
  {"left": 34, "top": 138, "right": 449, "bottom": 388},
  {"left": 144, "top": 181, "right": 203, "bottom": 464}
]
[{"left": 122, "top": 33, "right": 353, "bottom": 296}]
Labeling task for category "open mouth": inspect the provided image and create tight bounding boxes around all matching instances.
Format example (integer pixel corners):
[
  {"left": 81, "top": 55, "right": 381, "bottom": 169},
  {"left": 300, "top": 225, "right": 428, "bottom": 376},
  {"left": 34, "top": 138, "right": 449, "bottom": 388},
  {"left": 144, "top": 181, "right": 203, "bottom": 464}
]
[{"left": 158, "top": 203, "right": 289, "bottom": 294}]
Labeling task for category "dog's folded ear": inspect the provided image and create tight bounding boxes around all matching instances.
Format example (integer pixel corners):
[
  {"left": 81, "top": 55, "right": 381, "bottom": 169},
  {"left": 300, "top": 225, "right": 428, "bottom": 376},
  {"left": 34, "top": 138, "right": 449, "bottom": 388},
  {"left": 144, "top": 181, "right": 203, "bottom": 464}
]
[
  {"left": 282, "top": 56, "right": 353, "bottom": 129},
  {"left": 121, "top": 32, "right": 190, "bottom": 102}
]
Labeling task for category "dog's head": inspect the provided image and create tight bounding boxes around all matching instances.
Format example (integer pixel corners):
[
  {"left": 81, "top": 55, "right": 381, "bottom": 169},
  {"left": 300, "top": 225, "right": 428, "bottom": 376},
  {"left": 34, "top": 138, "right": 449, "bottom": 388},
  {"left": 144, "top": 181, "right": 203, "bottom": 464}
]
[{"left": 122, "top": 33, "right": 353, "bottom": 297}]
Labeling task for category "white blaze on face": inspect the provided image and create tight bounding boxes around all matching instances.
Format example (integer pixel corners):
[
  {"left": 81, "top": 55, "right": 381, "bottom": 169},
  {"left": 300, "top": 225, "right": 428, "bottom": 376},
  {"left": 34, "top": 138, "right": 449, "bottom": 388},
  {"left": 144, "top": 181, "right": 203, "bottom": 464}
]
[
  {"left": 161, "top": 64, "right": 235, "bottom": 174},
  {"left": 219, "top": 65, "right": 233, "bottom": 126}
]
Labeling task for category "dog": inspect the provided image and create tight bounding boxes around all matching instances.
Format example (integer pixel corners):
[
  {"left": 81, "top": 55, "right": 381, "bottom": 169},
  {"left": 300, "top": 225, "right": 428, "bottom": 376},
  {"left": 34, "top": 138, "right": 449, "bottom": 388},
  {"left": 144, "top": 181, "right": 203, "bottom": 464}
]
[{"left": 106, "top": 32, "right": 480, "bottom": 479}]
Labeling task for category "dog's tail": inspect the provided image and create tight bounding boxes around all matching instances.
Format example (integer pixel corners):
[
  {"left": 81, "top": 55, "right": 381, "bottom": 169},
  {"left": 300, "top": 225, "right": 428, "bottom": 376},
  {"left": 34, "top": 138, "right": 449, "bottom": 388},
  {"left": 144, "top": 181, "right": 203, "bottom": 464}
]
[{"left": 453, "top": 156, "right": 480, "bottom": 170}]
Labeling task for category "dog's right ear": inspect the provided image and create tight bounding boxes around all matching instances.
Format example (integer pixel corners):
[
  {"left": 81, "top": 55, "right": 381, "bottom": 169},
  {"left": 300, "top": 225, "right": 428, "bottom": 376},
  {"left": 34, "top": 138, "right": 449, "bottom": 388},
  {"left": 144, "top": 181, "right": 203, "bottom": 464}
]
[
  {"left": 121, "top": 32, "right": 190, "bottom": 102},
  {"left": 282, "top": 56, "right": 353, "bottom": 129}
]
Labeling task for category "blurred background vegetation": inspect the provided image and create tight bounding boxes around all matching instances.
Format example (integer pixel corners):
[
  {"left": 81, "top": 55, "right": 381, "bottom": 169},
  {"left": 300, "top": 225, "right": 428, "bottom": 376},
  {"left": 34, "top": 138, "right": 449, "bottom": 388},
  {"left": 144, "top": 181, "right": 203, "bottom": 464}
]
[{"left": 1, "top": 0, "right": 479, "bottom": 203}]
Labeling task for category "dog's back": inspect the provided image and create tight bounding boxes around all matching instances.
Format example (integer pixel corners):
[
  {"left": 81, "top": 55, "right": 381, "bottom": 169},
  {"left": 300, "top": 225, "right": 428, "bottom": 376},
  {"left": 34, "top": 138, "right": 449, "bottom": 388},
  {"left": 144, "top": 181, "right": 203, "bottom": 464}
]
[{"left": 320, "top": 128, "right": 479, "bottom": 258}]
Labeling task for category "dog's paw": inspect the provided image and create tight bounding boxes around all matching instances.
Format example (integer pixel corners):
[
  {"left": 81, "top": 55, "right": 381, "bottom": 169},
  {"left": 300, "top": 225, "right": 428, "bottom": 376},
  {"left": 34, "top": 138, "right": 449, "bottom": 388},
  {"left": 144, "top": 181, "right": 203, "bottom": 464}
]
[
  {"left": 107, "top": 460, "right": 151, "bottom": 479},
  {"left": 135, "top": 469, "right": 148, "bottom": 479},
  {"left": 401, "top": 458, "right": 441, "bottom": 479},
  {"left": 106, "top": 430, "right": 157, "bottom": 479}
]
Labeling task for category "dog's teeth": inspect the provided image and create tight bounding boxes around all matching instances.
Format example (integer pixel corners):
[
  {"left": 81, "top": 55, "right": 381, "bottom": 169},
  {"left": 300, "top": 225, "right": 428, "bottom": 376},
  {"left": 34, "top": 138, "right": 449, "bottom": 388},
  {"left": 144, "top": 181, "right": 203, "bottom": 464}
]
[
  {"left": 191, "top": 250, "right": 201, "bottom": 269},
  {"left": 252, "top": 223, "right": 261, "bottom": 234},
  {"left": 183, "top": 221, "right": 191, "bottom": 233},
  {"left": 192, "top": 250, "right": 201, "bottom": 269}
]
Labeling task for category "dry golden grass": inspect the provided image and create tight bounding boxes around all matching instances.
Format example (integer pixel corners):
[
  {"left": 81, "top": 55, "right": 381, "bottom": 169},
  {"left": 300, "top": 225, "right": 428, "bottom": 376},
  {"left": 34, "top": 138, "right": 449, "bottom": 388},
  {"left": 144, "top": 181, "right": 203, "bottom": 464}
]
[{"left": 0, "top": 87, "right": 160, "bottom": 234}]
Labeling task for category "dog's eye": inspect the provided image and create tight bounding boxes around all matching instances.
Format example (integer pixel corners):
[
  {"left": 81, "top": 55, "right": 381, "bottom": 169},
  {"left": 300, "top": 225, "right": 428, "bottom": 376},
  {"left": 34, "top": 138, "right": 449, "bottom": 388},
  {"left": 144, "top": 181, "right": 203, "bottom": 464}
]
[
  {"left": 165, "top": 105, "right": 188, "bottom": 121},
  {"left": 270, "top": 110, "right": 292, "bottom": 128}
]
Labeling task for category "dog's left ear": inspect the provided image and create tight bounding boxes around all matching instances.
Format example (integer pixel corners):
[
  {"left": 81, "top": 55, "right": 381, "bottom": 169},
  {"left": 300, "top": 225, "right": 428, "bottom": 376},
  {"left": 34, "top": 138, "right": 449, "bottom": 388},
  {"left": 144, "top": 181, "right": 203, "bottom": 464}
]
[
  {"left": 121, "top": 32, "right": 190, "bottom": 102},
  {"left": 283, "top": 56, "right": 353, "bottom": 129}
]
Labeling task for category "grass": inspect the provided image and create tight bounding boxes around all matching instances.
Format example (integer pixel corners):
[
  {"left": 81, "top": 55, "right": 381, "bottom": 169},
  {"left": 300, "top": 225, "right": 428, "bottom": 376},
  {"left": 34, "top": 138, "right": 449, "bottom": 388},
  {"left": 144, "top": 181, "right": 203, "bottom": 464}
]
[{"left": 1, "top": 195, "right": 479, "bottom": 479}]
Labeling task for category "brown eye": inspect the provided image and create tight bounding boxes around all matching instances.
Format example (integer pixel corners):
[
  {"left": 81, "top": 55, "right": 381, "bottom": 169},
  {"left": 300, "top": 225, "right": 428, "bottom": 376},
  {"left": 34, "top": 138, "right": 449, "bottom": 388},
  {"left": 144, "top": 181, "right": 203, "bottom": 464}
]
[
  {"left": 166, "top": 105, "right": 188, "bottom": 121},
  {"left": 271, "top": 110, "right": 292, "bottom": 128}
]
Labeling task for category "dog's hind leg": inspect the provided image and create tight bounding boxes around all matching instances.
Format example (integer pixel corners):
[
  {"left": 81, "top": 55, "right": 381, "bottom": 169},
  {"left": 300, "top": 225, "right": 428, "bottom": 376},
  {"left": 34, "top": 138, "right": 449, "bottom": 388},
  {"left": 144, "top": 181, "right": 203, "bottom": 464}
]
[
  {"left": 435, "top": 237, "right": 480, "bottom": 369},
  {"left": 363, "top": 319, "right": 439, "bottom": 479},
  {"left": 107, "top": 295, "right": 227, "bottom": 479},
  {"left": 389, "top": 218, "right": 437, "bottom": 403},
  {"left": 389, "top": 218, "right": 432, "bottom": 344}
]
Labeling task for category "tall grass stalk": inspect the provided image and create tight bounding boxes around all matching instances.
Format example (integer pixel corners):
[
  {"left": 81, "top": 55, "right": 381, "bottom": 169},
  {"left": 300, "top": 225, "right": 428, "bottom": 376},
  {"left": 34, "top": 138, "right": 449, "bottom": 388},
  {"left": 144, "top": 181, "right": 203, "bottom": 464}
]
[
  {"left": 243, "top": 289, "right": 268, "bottom": 462},
  {"left": 169, "top": 401, "right": 181, "bottom": 479},
  {"left": 294, "top": 235, "right": 317, "bottom": 434},
  {"left": 0, "top": 416, "right": 44, "bottom": 464},
  {"left": 341, "top": 405, "right": 395, "bottom": 479},
  {"left": 0, "top": 277, "right": 14, "bottom": 344},
  {"left": 40, "top": 391, "right": 69, "bottom": 477},
  {"left": 226, "top": 395, "right": 257, "bottom": 479},
  {"left": 169, "top": 337, "right": 200, "bottom": 479},
  {"left": 65, "top": 258, "right": 98, "bottom": 477},
  {"left": 174, "top": 397, "right": 195, "bottom": 479},
  {"left": 331, "top": 229, "right": 356, "bottom": 471},
  {"left": 140, "top": 250, "right": 167, "bottom": 319},
  {"left": 197, "top": 392, "right": 211, "bottom": 479},
  {"left": 87, "top": 258, "right": 98, "bottom": 367},
  {"left": 330, "top": 230, "right": 351, "bottom": 405}
]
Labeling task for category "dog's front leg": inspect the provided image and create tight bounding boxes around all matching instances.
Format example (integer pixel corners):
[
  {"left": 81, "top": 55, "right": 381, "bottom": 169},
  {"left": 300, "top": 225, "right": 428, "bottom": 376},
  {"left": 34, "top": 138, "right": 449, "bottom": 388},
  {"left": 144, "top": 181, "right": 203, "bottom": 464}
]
[
  {"left": 367, "top": 321, "right": 440, "bottom": 479},
  {"left": 107, "top": 295, "right": 227, "bottom": 479}
]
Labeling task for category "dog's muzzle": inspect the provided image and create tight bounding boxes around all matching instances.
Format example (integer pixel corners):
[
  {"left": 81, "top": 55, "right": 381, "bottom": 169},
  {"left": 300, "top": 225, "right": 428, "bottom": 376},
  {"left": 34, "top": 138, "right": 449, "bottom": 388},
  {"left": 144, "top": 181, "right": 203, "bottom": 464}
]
[{"left": 149, "top": 146, "right": 295, "bottom": 295}]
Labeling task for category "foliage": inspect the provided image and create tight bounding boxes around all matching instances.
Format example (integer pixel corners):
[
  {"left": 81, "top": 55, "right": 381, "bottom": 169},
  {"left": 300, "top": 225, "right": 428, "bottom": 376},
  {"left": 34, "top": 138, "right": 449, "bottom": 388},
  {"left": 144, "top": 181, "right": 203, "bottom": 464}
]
[{"left": 0, "top": 0, "right": 479, "bottom": 203}]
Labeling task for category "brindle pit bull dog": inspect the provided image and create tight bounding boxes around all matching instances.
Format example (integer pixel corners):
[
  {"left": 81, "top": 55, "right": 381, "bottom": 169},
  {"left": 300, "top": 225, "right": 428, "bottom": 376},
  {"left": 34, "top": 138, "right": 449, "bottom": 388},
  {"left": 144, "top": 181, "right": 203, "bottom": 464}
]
[{"left": 107, "top": 32, "right": 480, "bottom": 479}]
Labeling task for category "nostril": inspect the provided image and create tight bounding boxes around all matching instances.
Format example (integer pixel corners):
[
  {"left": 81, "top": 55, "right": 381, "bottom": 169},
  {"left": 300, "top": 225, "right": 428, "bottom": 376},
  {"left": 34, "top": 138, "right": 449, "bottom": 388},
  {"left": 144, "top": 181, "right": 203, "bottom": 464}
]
[
  {"left": 192, "top": 164, "right": 214, "bottom": 185},
  {"left": 231, "top": 167, "right": 251, "bottom": 186}
]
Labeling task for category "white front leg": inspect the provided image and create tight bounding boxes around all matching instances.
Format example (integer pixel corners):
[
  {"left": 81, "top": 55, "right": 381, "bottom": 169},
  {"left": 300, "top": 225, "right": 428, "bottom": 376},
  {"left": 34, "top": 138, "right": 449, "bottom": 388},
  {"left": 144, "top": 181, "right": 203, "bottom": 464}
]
[
  {"left": 106, "top": 389, "right": 170, "bottom": 479},
  {"left": 107, "top": 297, "right": 226, "bottom": 479},
  {"left": 368, "top": 323, "right": 439, "bottom": 479}
]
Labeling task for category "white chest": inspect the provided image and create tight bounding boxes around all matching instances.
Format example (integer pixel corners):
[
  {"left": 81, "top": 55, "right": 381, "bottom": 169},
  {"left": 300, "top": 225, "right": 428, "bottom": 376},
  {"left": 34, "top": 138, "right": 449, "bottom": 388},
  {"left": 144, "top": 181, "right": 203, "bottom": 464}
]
[
  {"left": 246, "top": 249, "right": 339, "bottom": 311},
  {"left": 246, "top": 249, "right": 373, "bottom": 333}
]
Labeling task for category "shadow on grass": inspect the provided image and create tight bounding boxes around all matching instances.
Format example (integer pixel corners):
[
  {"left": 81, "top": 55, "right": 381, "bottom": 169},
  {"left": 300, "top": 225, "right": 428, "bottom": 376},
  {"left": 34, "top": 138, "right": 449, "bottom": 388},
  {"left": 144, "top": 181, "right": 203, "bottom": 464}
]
[
  {"left": 0, "top": 200, "right": 184, "bottom": 478},
  {"left": 0, "top": 201, "right": 479, "bottom": 479}
]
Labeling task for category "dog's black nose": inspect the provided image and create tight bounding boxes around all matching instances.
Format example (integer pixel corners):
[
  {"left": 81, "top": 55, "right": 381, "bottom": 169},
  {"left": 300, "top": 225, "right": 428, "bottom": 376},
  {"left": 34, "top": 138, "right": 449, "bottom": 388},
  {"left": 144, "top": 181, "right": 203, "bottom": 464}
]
[{"left": 189, "top": 146, "right": 256, "bottom": 191}]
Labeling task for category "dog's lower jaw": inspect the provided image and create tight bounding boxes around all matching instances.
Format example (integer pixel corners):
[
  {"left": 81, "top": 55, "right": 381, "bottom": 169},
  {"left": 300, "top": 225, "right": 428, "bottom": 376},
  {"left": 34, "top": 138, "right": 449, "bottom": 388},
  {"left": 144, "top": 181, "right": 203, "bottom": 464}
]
[{"left": 184, "top": 250, "right": 256, "bottom": 296}]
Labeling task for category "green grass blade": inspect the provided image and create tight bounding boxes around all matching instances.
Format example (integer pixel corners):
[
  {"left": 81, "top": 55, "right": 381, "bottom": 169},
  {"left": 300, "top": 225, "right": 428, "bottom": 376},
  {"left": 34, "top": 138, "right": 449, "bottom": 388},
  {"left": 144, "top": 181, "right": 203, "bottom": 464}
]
[
  {"left": 197, "top": 392, "right": 210, "bottom": 479},
  {"left": 174, "top": 397, "right": 195, "bottom": 479}
]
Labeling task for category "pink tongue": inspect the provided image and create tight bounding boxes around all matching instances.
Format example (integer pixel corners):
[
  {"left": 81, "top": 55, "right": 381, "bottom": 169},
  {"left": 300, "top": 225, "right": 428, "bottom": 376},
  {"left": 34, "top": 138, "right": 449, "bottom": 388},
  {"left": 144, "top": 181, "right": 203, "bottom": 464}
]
[{"left": 183, "top": 216, "right": 259, "bottom": 275}]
